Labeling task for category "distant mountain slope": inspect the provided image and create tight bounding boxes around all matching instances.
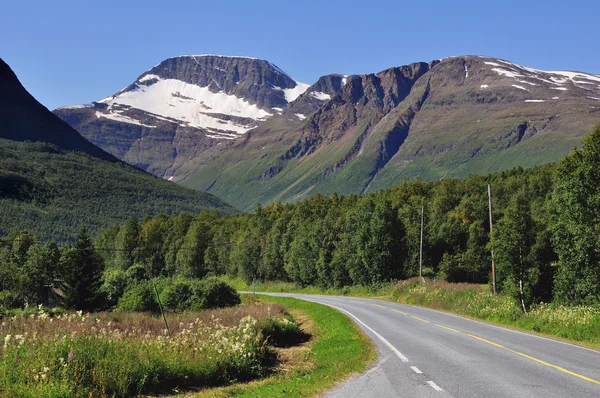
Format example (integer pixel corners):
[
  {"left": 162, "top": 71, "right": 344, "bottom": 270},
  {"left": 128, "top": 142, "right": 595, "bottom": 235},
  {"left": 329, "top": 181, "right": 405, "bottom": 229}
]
[
  {"left": 56, "top": 55, "right": 600, "bottom": 211},
  {"left": 0, "top": 58, "right": 236, "bottom": 242}
]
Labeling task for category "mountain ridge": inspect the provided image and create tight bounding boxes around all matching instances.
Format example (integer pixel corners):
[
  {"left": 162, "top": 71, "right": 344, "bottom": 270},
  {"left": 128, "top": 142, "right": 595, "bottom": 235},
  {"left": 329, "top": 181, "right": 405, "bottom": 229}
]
[{"left": 54, "top": 54, "right": 600, "bottom": 210}]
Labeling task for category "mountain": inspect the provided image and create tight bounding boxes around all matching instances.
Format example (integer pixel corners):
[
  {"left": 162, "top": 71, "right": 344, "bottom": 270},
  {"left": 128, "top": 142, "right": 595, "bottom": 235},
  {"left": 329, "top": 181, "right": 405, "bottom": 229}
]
[
  {"left": 54, "top": 55, "right": 312, "bottom": 179},
  {"left": 0, "top": 58, "right": 236, "bottom": 242},
  {"left": 56, "top": 55, "right": 600, "bottom": 210}
]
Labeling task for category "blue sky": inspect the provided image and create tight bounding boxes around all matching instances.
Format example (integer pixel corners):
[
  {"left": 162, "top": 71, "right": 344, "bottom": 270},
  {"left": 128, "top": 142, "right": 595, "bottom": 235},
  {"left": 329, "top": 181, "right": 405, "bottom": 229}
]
[{"left": 1, "top": 0, "right": 598, "bottom": 110}]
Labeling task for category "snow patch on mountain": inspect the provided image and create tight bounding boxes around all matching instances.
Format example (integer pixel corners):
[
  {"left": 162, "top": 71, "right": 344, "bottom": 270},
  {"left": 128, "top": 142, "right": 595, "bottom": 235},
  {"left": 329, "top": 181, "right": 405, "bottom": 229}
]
[
  {"left": 98, "top": 77, "right": 272, "bottom": 134},
  {"left": 311, "top": 91, "right": 331, "bottom": 101},
  {"left": 139, "top": 74, "right": 160, "bottom": 83},
  {"left": 95, "top": 111, "right": 157, "bottom": 128},
  {"left": 282, "top": 82, "right": 310, "bottom": 102},
  {"left": 56, "top": 104, "right": 93, "bottom": 110}
]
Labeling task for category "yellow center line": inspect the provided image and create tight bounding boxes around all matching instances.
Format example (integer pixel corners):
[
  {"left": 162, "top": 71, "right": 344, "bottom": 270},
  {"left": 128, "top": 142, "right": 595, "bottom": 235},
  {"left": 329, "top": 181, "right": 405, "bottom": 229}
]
[
  {"left": 371, "top": 304, "right": 387, "bottom": 309},
  {"left": 466, "top": 333, "right": 507, "bottom": 349},
  {"left": 435, "top": 324, "right": 460, "bottom": 333},
  {"left": 411, "top": 316, "right": 430, "bottom": 323},
  {"left": 348, "top": 300, "right": 362, "bottom": 304},
  {"left": 391, "top": 309, "right": 408, "bottom": 316},
  {"left": 432, "top": 324, "right": 600, "bottom": 386}
]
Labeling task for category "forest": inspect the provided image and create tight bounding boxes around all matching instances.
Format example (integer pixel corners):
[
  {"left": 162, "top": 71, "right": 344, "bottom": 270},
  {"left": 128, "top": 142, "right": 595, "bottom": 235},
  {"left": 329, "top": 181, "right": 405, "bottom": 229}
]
[{"left": 2, "top": 124, "right": 600, "bottom": 311}]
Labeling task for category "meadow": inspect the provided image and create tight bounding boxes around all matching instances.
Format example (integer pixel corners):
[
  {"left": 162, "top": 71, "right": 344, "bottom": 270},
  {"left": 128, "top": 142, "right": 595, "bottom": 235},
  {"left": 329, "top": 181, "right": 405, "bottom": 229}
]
[{"left": 0, "top": 302, "right": 300, "bottom": 397}]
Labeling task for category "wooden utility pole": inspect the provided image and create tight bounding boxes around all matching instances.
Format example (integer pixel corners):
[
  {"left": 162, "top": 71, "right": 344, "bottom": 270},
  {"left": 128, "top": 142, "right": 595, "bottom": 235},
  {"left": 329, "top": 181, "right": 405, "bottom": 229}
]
[
  {"left": 488, "top": 184, "right": 497, "bottom": 295},
  {"left": 420, "top": 204, "right": 424, "bottom": 281}
]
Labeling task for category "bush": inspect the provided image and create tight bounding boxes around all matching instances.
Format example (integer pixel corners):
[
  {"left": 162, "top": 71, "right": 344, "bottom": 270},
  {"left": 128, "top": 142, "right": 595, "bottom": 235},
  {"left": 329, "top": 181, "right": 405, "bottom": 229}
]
[
  {"left": 117, "top": 281, "right": 158, "bottom": 312},
  {"left": 159, "top": 280, "right": 193, "bottom": 312},
  {"left": 194, "top": 277, "right": 241, "bottom": 309},
  {"left": 102, "top": 269, "right": 128, "bottom": 307},
  {"left": 116, "top": 278, "right": 240, "bottom": 313},
  {"left": 125, "top": 263, "right": 150, "bottom": 284},
  {"left": 0, "top": 290, "right": 23, "bottom": 310},
  {"left": 259, "top": 314, "right": 304, "bottom": 347}
]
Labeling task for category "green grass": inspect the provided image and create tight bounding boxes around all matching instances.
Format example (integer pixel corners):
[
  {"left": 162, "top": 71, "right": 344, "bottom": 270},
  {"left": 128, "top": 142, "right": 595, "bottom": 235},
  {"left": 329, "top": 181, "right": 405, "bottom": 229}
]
[
  {"left": 192, "top": 295, "right": 376, "bottom": 397},
  {"left": 220, "top": 276, "right": 397, "bottom": 298}
]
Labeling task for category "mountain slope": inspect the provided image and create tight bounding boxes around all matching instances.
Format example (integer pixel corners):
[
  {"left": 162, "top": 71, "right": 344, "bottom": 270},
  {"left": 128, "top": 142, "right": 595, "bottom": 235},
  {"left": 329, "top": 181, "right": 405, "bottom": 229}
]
[
  {"left": 0, "top": 58, "right": 236, "bottom": 242},
  {"left": 56, "top": 55, "right": 600, "bottom": 210}
]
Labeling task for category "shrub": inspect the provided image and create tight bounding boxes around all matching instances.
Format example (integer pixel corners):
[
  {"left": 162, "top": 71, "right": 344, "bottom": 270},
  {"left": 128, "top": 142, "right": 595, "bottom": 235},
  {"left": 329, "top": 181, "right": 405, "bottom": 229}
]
[
  {"left": 101, "top": 268, "right": 128, "bottom": 307},
  {"left": 194, "top": 277, "right": 241, "bottom": 309},
  {"left": 125, "top": 263, "right": 150, "bottom": 284},
  {"left": 117, "top": 281, "right": 158, "bottom": 312},
  {"left": 259, "top": 314, "right": 304, "bottom": 347},
  {"left": 159, "top": 280, "right": 193, "bottom": 312}
]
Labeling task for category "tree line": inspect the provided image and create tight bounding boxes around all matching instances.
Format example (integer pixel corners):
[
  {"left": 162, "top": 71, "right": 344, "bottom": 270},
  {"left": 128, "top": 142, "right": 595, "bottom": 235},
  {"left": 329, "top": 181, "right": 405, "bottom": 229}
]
[{"left": 2, "top": 124, "right": 600, "bottom": 310}]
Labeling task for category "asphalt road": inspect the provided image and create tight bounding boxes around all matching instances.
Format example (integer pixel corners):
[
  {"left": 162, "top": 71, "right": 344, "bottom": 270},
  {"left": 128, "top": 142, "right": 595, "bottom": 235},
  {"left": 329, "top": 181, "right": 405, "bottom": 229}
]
[{"left": 262, "top": 293, "right": 600, "bottom": 398}]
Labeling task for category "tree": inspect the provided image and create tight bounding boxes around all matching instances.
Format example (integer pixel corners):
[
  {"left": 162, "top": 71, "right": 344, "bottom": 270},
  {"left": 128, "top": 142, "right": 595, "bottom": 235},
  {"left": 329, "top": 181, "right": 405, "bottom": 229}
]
[
  {"left": 553, "top": 123, "right": 600, "bottom": 305},
  {"left": 59, "top": 226, "right": 105, "bottom": 311},
  {"left": 114, "top": 217, "right": 139, "bottom": 271},
  {"left": 493, "top": 192, "right": 534, "bottom": 312},
  {"left": 19, "top": 241, "right": 59, "bottom": 306},
  {"left": 175, "top": 217, "right": 212, "bottom": 278}
]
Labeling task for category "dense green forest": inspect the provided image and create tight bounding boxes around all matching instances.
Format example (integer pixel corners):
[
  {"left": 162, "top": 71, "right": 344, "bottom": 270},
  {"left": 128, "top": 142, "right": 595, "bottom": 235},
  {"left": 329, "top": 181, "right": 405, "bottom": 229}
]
[
  {"left": 3, "top": 124, "right": 600, "bottom": 310},
  {"left": 0, "top": 139, "right": 236, "bottom": 242}
]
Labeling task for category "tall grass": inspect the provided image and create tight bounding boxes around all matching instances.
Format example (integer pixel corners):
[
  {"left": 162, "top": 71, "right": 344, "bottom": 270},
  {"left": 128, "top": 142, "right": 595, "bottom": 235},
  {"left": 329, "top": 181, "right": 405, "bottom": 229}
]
[
  {"left": 393, "top": 278, "right": 600, "bottom": 344},
  {"left": 0, "top": 304, "right": 297, "bottom": 397}
]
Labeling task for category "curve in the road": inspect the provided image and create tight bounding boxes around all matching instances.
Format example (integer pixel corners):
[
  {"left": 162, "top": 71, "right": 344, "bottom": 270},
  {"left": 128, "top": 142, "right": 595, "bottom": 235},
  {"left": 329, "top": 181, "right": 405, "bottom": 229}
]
[{"left": 261, "top": 293, "right": 600, "bottom": 398}]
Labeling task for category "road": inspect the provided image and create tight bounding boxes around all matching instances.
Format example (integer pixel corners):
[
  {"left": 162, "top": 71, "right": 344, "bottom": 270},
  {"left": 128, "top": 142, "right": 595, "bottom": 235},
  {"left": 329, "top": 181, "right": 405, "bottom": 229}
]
[{"left": 262, "top": 293, "right": 600, "bottom": 398}]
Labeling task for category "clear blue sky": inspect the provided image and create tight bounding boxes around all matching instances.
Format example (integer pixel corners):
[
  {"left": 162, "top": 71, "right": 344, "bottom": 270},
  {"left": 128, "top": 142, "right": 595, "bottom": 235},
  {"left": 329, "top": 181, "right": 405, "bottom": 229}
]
[{"left": 1, "top": 0, "right": 598, "bottom": 110}]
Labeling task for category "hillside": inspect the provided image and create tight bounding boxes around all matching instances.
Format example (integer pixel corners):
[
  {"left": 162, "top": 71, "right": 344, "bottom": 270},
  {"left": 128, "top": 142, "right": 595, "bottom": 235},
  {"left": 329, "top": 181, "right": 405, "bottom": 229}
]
[
  {"left": 0, "top": 58, "right": 236, "bottom": 242},
  {"left": 56, "top": 55, "right": 600, "bottom": 210}
]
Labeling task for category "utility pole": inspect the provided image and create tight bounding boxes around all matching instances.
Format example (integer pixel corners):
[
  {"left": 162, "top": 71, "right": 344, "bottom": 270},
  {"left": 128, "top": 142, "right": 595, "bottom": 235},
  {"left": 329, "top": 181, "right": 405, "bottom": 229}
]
[
  {"left": 420, "top": 204, "right": 424, "bottom": 281},
  {"left": 488, "top": 184, "right": 497, "bottom": 295}
]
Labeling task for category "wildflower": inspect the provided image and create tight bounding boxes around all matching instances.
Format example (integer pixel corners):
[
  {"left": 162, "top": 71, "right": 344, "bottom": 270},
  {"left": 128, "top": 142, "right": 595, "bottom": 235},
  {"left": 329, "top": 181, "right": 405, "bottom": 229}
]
[{"left": 68, "top": 352, "right": 73, "bottom": 360}]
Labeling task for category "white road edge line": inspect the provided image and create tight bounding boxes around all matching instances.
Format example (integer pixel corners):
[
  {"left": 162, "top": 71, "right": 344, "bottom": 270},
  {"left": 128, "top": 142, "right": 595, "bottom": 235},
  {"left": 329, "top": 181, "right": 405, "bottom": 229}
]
[
  {"left": 327, "top": 304, "right": 409, "bottom": 362},
  {"left": 427, "top": 381, "right": 444, "bottom": 392},
  {"left": 410, "top": 366, "right": 422, "bottom": 374}
]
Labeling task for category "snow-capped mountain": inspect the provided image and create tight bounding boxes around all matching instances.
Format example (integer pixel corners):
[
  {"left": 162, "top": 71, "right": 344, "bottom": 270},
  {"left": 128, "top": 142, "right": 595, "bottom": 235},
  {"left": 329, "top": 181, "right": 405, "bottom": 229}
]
[
  {"left": 55, "top": 55, "right": 600, "bottom": 210},
  {"left": 58, "top": 55, "right": 310, "bottom": 140}
]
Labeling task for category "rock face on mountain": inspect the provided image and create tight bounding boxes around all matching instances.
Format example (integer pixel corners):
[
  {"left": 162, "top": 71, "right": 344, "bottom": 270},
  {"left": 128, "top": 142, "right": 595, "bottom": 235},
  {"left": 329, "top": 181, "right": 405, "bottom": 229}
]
[{"left": 56, "top": 55, "right": 600, "bottom": 210}]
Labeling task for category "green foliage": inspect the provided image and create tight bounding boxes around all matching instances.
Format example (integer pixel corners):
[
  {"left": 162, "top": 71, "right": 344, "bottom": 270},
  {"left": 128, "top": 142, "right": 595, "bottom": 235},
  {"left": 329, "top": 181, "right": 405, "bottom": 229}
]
[
  {"left": 0, "top": 138, "right": 237, "bottom": 243},
  {"left": 59, "top": 227, "right": 105, "bottom": 311},
  {"left": 101, "top": 268, "right": 128, "bottom": 308},
  {"left": 493, "top": 191, "right": 536, "bottom": 311},
  {"left": 159, "top": 280, "right": 193, "bottom": 312},
  {"left": 195, "top": 277, "right": 241, "bottom": 309},
  {"left": 117, "top": 278, "right": 240, "bottom": 313},
  {"left": 553, "top": 123, "right": 600, "bottom": 305},
  {"left": 117, "top": 281, "right": 159, "bottom": 312},
  {"left": 125, "top": 263, "right": 150, "bottom": 283}
]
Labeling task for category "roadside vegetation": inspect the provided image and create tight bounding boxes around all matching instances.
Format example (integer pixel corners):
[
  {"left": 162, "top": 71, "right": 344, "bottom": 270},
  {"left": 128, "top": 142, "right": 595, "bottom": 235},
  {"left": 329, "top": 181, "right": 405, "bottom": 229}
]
[
  {"left": 192, "top": 295, "right": 375, "bottom": 398},
  {"left": 0, "top": 299, "right": 309, "bottom": 397}
]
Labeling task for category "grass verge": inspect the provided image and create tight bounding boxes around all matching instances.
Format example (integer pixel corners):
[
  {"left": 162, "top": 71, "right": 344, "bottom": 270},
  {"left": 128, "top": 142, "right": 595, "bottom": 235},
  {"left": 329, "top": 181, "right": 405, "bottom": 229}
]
[
  {"left": 190, "top": 295, "right": 376, "bottom": 397},
  {"left": 223, "top": 277, "right": 600, "bottom": 350}
]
